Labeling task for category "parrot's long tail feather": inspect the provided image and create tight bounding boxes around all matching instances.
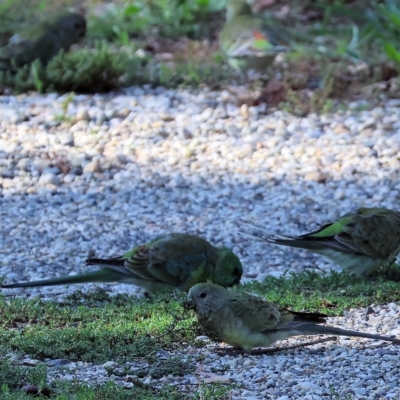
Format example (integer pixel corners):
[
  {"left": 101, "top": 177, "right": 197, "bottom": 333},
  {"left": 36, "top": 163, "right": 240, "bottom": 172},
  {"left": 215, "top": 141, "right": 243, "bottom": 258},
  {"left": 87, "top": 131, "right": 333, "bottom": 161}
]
[
  {"left": 86, "top": 257, "right": 125, "bottom": 266},
  {"left": 237, "top": 225, "right": 299, "bottom": 245},
  {"left": 238, "top": 224, "right": 328, "bottom": 252},
  {"left": 1, "top": 269, "right": 120, "bottom": 289},
  {"left": 237, "top": 230, "right": 298, "bottom": 245},
  {"left": 301, "top": 324, "right": 400, "bottom": 344},
  {"left": 240, "top": 223, "right": 297, "bottom": 241}
]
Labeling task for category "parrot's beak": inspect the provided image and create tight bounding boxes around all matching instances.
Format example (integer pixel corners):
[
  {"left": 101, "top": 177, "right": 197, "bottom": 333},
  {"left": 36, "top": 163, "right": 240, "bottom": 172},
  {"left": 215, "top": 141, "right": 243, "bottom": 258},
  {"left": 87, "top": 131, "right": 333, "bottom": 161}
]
[
  {"left": 184, "top": 291, "right": 196, "bottom": 311},
  {"left": 79, "top": 24, "right": 86, "bottom": 38},
  {"left": 233, "top": 276, "right": 241, "bottom": 286},
  {"left": 183, "top": 299, "right": 196, "bottom": 311}
]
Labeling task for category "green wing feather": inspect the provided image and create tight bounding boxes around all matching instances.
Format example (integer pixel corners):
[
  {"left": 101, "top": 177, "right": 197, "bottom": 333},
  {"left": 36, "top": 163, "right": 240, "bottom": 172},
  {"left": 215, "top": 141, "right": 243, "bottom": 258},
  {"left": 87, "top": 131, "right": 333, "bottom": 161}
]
[
  {"left": 227, "top": 292, "right": 289, "bottom": 332},
  {"left": 253, "top": 207, "right": 400, "bottom": 259},
  {"left": 87, "top": 233, "right": 214, "bottom": 286}
]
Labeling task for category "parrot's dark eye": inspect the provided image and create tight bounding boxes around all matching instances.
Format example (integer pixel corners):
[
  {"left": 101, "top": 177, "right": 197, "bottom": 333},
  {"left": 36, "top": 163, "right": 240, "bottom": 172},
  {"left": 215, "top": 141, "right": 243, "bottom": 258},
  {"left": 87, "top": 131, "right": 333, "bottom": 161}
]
[
  {"left": 199, "top": 292, "right": 207, "bottom": 298},
  {"left": 233, "top": 267, "right": 239, "bottom": 275}
]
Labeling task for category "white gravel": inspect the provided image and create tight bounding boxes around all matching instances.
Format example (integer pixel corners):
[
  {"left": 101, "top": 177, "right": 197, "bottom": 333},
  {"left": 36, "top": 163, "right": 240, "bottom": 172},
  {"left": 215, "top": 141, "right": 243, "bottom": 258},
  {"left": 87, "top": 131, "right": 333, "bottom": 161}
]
[{"left": 1, "top": 86, "right": 400, "bottom": 398}]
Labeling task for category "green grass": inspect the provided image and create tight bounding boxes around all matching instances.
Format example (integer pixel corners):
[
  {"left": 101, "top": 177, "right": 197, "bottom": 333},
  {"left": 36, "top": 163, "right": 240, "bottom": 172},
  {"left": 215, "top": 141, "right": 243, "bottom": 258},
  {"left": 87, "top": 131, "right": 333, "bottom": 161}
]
[
  {"left": 0, "top": 289, "right": 233, "bottom": 398},
  {"left": 1, "top": 269, "right": 400, "bottom": 362},
  {"left": 0, "top": 291, "right": 195, "bottom": 363},
  {"left": 0, "top": 360, "right": 188, "bottom": 399},
  {"left": 0, "top": 269, "right": 399, "bottom": 397},
  {"left": 244, "top": 268, "right": 400, "bottom": 313},
  {"left": 0, "top": 356, "right": 234, "bottom": 399}
]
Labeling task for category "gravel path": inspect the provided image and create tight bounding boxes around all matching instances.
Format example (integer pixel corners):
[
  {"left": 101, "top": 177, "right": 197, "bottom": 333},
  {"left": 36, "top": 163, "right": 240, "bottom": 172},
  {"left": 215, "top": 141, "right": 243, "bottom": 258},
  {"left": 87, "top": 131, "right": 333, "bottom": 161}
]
[{"left": 1, "top": 87, "right": 400, "bottom": 398}]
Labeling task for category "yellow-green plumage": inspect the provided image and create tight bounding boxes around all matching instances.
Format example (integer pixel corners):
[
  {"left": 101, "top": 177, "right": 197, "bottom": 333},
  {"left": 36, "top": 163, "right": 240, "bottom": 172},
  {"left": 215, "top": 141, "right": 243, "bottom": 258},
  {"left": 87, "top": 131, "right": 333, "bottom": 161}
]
[
  {"left": 1, "top": 233, "right": 243, "bottom": 294},
  {"left": 188, "top": 283, "right": 400, "bottom": 352},
  {"left": 219, "top": 0, "right": 289, "bottom": 74},
  {"left": 0, "top": 11, "right": 86, "bottom": 71},
  {"left": 251, "top": 207, "right": 400, "bottom": 276}
]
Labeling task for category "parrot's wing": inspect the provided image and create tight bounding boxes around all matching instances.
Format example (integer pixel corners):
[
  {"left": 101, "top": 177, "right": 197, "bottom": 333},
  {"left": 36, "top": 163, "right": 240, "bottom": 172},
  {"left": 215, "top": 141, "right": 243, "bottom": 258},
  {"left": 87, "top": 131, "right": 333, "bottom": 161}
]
[
  {"left": 337, "top": 208, "right": 400, "bottom": 259},
  {"left": 152, "top": 234, "right": 212, "bottom": 290},
  {"left": 229, "top": 29, "right": 288, "bottom": 58},
  {"left": 125, "top": 234, "right": 213, "bottom": 290},
  {"left": 228, "top": 293, "right": 293, "bottom": 333},
  {"left": 0, "top": 34, "right": 36, "bottom": 68}
]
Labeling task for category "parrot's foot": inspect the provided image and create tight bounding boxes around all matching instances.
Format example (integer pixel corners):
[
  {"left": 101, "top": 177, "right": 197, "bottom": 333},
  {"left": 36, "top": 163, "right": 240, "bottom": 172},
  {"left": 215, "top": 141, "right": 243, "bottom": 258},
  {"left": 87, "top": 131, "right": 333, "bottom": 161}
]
[
  {"left": 213, "top": 346, "right": 248, "bottom": 356},
  {"left": 365, "top": 341, "right": 400, "bottom": 350},
  {"left": 213, "top": 336, "right": 337, "bottom": 356},
  {"left": 364, "top": 306, "right": 375, "bottom": 321}
]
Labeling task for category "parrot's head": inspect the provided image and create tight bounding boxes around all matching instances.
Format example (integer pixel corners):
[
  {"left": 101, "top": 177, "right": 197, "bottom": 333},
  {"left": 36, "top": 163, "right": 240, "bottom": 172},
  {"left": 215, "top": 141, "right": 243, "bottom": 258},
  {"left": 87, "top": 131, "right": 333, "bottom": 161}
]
[
  {"left": 187, "top": 283, "right": 227, "bottom": 316},
  {"left": 55, "top": 12, "right": 87, "bottom": 41},
  {"left": 226, "top": 0, "right": 252, "bottom": 21},
  {"left": 213, "top": 246, "right": 242, "bottom": 287}
]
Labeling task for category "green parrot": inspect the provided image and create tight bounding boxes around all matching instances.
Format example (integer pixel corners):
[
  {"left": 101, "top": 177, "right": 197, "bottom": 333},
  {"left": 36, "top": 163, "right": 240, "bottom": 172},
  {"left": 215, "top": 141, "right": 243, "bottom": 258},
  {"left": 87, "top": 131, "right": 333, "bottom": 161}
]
[
  {"left": 0, "top": 11, "right": 86, "bottom": 71},
  {"left": 249, "top": 207, "right": 400, "bottom": 276},
  {"left": 188, "top": 283, "right": 400, "bottom": 353},
  {"left": 219, "top": 0, "right": 289, "bottom": 75},
  {"left": 1, "top": 234, "right": 243, "bottom": 294}
]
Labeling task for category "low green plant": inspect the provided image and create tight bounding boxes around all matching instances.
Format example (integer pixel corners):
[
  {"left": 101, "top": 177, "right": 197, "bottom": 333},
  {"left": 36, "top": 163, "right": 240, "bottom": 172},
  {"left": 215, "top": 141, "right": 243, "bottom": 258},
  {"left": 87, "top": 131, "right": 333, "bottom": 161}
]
[
  {"left": 0, "top": 45, "right": 233, "bottom": 93},
  {"left": 314, "top": 0, "right": 400, "bottom": 67},
  {"left": 364, "top": 0, "right": 400, "bottom": 65},
  {"left": 192, "top": 382, "right": 233, "bottom": 400},
  {"left": 0, "top": 42, "right": 141, "bottom": 93},
  {"left": 0, "top": 361, "right": 48, "bottom": 393},
  {"left": 55, "top": 91, "right": 75, "bottom": 122},
  {"left": 45, "top": 43, "right": 132, "bottom": 93},
  {"left": 131, "top": 56, "right": 231, "bottom": 89},
  {"left": 87, "top": 0, "right": 219, "bottom": 42}
]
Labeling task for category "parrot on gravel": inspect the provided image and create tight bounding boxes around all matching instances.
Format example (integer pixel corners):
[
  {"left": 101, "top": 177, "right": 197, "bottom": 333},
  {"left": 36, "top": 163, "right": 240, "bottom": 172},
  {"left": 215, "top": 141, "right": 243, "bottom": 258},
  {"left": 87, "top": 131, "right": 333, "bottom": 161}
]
[
  {"left": 219, "top": 0, "right": 290, "bottom": 75},
  {"left": 247, "top": 207, "right": 400, "bottom": 276},
  {"left": 188, "top": 283, "right": 400, "bottom": 353},
  {"left": 0, "top": 11, "right": 86, "bottom": 72},
  {"left": 1, "top": 233, "right": 243, "bottom": 294}
]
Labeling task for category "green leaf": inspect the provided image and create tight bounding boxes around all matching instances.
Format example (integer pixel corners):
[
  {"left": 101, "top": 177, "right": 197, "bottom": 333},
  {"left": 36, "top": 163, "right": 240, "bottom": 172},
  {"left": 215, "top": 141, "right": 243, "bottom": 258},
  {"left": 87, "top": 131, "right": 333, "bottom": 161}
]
[
  {"left": 383, "top": 42, "right": 400, "bottom": 63},
  {"left": 124, "top": 4, "right": 141, "bottom": 17}
]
